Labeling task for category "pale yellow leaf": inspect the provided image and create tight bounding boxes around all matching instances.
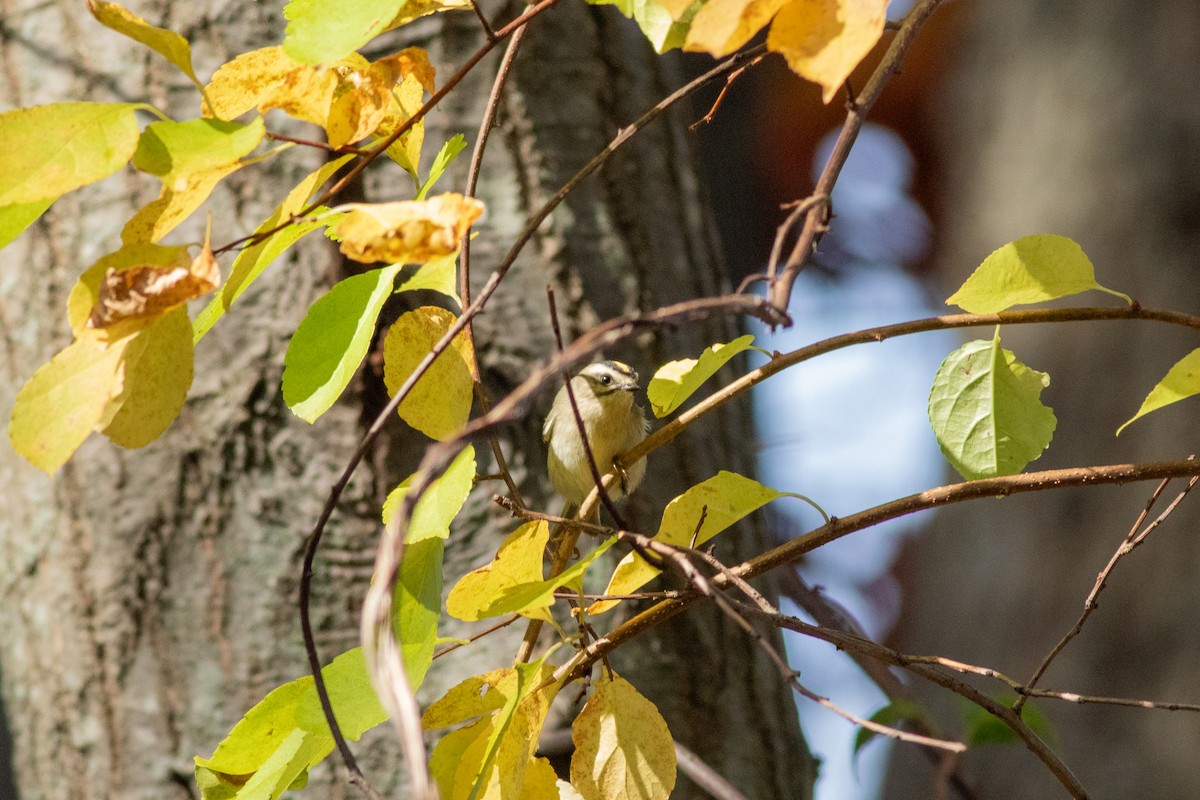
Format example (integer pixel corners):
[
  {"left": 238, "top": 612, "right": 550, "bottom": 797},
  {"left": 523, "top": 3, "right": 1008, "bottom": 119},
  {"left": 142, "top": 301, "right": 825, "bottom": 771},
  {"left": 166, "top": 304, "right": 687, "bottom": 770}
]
[
  {"left": 87, "top": 0, "right": 202, "bottom": 89},
  {"left": 684, "top": 0, "right": 788, "bottom": 57},
  {"left": 334, "top": 193, "right": 484, "bottom": 264},
  {"left": 571, "top": 673, "right": 675, "bottom": 800},
  {"left": 590, "top": 471, "right": 786, "bottom": 615},
  {"left": 767, "top": 0, "right": 887, "bottom": 103},
  {"left": 446, "top": 521, "right": 552, "bottom": 622},
  {"left": 121, "top": 163, "right": 240, "bottom": 244},
  {"left": 203, "top": 46, "right": 302, "bottom": 119},
  {"left": 99, "top": 306, "right": 194, "bottom": 447},
  {"left": 423, "top": 669, "right": 515, "bottom": 729},
  {"left": 9, "top": 337, "right": 130, "bottom": 474},
  {"left": 382, "top": 306, "right": 475, "bottom": 440}
]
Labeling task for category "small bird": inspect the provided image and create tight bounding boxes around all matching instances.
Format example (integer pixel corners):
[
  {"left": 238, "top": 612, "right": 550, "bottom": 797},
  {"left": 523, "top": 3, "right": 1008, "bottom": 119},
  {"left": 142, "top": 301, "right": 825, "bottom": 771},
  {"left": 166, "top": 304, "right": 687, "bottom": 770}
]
[{"left": 543, "top": 360, "right": 648, "bottom": 511}]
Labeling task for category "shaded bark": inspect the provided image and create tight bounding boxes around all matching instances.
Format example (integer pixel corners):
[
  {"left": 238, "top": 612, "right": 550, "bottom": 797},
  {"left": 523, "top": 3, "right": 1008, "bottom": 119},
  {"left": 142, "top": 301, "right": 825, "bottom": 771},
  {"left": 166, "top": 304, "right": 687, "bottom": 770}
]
[{"left": 0, "top": 1, "right": 812, "bottom": 798}]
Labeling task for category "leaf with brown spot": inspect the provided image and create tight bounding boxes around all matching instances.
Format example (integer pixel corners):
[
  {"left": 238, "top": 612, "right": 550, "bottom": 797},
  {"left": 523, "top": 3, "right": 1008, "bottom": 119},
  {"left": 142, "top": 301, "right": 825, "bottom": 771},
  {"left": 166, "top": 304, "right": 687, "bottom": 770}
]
[
  {"left": 334, "top": 193, "right": 483, "bottom": 264},
  {"left": 89, "top": 230, "right": 220, "bottom": 330}
]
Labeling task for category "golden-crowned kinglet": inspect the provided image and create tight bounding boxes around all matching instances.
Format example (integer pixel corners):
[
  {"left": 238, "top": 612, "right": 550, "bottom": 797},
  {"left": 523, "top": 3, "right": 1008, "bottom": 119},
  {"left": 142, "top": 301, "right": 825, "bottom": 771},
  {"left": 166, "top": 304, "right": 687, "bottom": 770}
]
[{"left": 543, "top": 361, "right": 648, "bottom": 510}]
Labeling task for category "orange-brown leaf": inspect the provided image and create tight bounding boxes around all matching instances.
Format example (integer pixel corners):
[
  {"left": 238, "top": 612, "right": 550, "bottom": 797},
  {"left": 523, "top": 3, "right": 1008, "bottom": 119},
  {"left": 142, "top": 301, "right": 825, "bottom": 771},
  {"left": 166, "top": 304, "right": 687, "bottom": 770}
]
[{"left": 89, "top": 236, "right": 220, "bottom": 329}]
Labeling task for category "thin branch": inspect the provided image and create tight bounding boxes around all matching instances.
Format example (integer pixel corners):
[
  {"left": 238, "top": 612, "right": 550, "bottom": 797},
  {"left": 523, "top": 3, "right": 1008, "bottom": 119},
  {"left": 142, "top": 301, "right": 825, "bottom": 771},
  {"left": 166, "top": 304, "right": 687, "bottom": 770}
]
[
  {"left": 431, "top": 614, "right": 522, "bottom": 660},
  {"left": 767, "top": 0, "right": 946, "bottom": 315},
  {"left": 459, "top": 22, "right": 529, "bottom": 508},
  {"left": 265, "top": 130, "right": 372, "bottom": 156},
  {"left": 674, "top": 741, "right": 751, "bottom": 800},
  {"left": 1016, "top": 463, "right": 1199, "bottom": 711}
]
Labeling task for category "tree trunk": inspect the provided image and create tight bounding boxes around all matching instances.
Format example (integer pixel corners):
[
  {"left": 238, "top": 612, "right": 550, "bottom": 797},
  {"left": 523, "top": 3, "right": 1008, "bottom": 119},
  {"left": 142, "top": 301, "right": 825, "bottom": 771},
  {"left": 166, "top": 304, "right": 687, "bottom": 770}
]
[
  {"left": 0, "top": 1, "right": 812, "bottom": 798},
  {"left": 889, "top": 1, "right": 1200, "bottom": 797}
]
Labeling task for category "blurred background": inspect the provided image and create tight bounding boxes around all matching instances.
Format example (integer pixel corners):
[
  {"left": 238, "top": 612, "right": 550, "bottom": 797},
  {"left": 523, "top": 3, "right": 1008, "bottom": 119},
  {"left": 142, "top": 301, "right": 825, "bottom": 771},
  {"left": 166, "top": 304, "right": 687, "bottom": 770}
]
[{"left": 690, "top": 0, "right": 1200, "bottom": 797}]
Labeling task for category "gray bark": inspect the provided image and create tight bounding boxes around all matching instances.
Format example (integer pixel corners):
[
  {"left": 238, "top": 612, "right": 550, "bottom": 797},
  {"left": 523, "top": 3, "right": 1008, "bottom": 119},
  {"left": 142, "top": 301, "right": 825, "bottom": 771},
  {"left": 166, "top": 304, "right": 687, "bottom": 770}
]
[
  {"left": 888, "top": 1, "right": 1200, "bottom": 797},
  {"left": 0, "top": 1, "right": 812, "bottom": 798}
]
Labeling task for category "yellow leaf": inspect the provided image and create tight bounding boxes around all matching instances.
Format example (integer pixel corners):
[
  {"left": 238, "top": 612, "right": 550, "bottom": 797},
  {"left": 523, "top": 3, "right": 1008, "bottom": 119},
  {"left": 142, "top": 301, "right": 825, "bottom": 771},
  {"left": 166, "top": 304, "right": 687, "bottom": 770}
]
[
  {"left": 423, "top": 669, "right": 515, "bottom": 730},
  {"left": 87, "top": 0, "right": 202, "bottom": 90},
  {"left": 375, "top": 74, "right": 427, "bottom": 175},
  {"left": 203, "top": 46, "right": 303, "bottom": 119},
  {"left": 381, "top": 444, "right": 477, "bottom": 540},
  {"left": 100, "top": 307, "right": 194, "bottom": 448},
  {"left": 590, "top": 471, "right": 786, "bottom": 615},
  {"left": 571, "top": 673, "right": 675, "bottom": 800},
  {"left": 446, "top": 521, "right": 551, "bottom": 622},
  {"left": 383, "top": 0, "right": 472, "bottom": 32},
  {"left": 90, "top": 231, "right": 220, "bottom": 331},
  {"left": 684, "top": 0, "right": 788, "bottom": 57},
  {"left": 68, "top": 243, "right": 193, "bottom": 334},
  {"left": 9, "top": 337, "right": 130, "bottom": 474},
  {"left": 121, "top": 163, "right": 241, "bottom": 244},
  {"left": 334, "top": 193, "right": 484, "bottom": 264},
  {"left": 382, "top": 306, "right": 475, "bottom": 440},
  {"left": 766, "top": 0, "right": 887, "bottom": 103},
  {"left": 657, "top": 0, "right": 697, "bottom": 21}
]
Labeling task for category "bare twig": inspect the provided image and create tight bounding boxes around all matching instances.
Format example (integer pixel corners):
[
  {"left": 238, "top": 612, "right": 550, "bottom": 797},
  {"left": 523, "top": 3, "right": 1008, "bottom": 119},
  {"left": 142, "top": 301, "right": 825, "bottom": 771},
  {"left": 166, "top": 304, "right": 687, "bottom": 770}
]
[
  {"left": 459, "top": 22, "right": 530, "bottom": 508},
  {"left": 1016, "top": 463, "right": 1199, "bottom": 711},
  {"left": 674, "top": 741, "right": 751, "bottom": 800},
  {"left": 766, "top": 0, "right": 946, "bottom": 315},
  {"left": 432, "top": 614, "right": 522, "bottom": 660}
]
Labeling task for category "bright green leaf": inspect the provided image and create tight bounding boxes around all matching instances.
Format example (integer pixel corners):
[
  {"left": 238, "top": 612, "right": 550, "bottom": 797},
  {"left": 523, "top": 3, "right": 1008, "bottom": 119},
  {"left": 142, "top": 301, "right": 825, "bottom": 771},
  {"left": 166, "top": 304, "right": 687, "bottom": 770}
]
[
  {"left": 382, "top": 444, "right": 476, "bottom": 540},
  {"left": 132, "top": 118, "right": 264, "bottom": 180},
  {"left": 9, "top": 336, "right": 129, "bottom": 474},
  {"left": 0, "top": 102, "right": 142, "bottom": 205},
  {"left": 590, "top": 471, "right": 788, "bottom": 615},
  {"left": 647, "top": 334, "right": 755, "bottom": 418},
  {"left": 1118, "top": 348, "right": 1200, "bottom": 435},
  {"left": 947, "top": 234, "right": 1131, "bottom": 313},
  {"left": 571, "top": 672, "right": 676, "bottom": 800},
  {"left": 382, "top": 306, "right": 475, "bottom": 440},
  {"left": 87, "top": 0, "right": 204, "bottom": 91},
  {"left": 0, "top": 198, "right": 53, "bottom": 251},
  {"left": 394, "top": 537, "right": 443, "bottom": 691},
  {"left": 194, "top": 155, "right": 352, "bottom": 341},
  {"left": 100, "top": 306, "right": 194, "bottom": 448},
  {"left": 282, "top": 0, "right": 405, "bottom": 64},
  {"left": 415, "top": 134, "right": 468, "bottom": 200},
  {"left": 928, "top": 332, "right": 1057, "bottom": 481},
  {"left": 589, "top": 0, "right": 700, "bottom": 51},
  {"left": 282, "top": 263, "right": 403, "bottom": 422},
  {"left": 393, "top": 251, "right": 461, "bottom": 307},
  {"left": 962, "top": 697, "right": 1055, "bottom": 750},
  {"left": 194, "top": 647, "right": 385, "bottom": 798}
]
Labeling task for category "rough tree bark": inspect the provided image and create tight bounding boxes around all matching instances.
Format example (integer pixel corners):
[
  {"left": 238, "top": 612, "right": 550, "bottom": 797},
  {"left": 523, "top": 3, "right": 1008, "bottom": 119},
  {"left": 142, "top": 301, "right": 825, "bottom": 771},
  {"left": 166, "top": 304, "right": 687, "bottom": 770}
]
[
  {"left": 888, "top": 1, "right": 1200, "bottom": 797},
  {"left": 0, "top": 1, "right": 812, "bottom": 798}
]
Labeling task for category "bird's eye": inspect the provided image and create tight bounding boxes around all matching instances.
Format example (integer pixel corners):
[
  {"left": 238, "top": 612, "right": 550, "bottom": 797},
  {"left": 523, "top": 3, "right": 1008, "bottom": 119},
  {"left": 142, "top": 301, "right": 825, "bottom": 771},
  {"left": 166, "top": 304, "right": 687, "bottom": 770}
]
[{"left": 600, "top": 374, "right": 612, "bottom": 385}]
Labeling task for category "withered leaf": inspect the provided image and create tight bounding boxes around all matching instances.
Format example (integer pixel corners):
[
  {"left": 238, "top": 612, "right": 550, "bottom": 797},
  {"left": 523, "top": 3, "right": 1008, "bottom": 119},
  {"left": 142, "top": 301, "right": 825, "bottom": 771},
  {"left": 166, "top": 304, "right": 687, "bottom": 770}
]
[
  {"left": 88, "top": 240, "right": 220, "bottom": 329},
  {"left": 334, "top": 193, "right": 484, "bottom": 264}
]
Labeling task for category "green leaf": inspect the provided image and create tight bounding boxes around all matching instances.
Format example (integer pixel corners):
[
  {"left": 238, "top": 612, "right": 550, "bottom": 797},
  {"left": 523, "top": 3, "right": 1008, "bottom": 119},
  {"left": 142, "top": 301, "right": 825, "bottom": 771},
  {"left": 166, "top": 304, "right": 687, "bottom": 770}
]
[
  {"left": 415, "top": 134, "right": 468, "bottom": 200},
  {"left": 282, "top": 263, "right": 403, "bottom": 422},
  {"left": 394, "top": 251, "right": 462, "bottom": 307},
  {"left": 381, "top": 444, "right": 477, "bottom": 540},
  {"left": 947, "top": 234, "right": 1131, "bottom": 313},
  {"left": 928, "top": 332, "right": 1057, "bottom": 481},
  {"left": 100, "top": 307, "right": 194, "bottom": 448},
  {"left": 394, "top": 537, "right": 443, "bottom": 691},
  {"left": 647, "top": 334, "right": 756, "bottom": 418},
  {"left": 590, "top": 471, "right": 790, "bottom": 615},
  {"left": 852, "top": 700, "right": 924, "bottom": 760},
  {"left": 132, "top": 118, "right": 264, "bottom": 180},
  {"left": 962, "top": 697, "right": 1056, "bottom": 750},
  {"left": 194, "top": 648, "right": 386, "bottom": 800},
  {"left": 0, "top": 102, "right": 143, "bottom": 205},
  {"left": 0, "top": 198, "right": 53, "bottom": 251},
  {"left": 9, "top": 336, "right": 130, "bottom": 474},
  {"left": 194, "top": 155, "right": 352, "bottom": 341},
  {"left": 1118, "top": 348, "right": 1200, "bottom": 435},
  {"left": 282, "top": 0, "right": 405, "bottom": 64},
  {"left": 87, "top": 0, "right": 204, "bottom": 91},
  {"left": 588, "top": 0, "right": 701, "bottom": 51}
]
